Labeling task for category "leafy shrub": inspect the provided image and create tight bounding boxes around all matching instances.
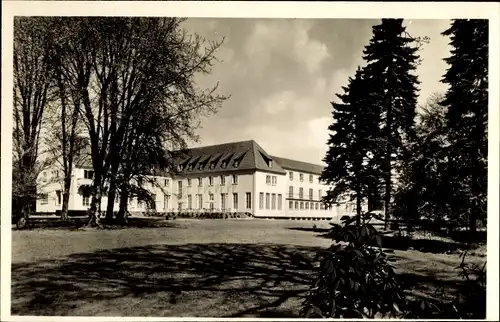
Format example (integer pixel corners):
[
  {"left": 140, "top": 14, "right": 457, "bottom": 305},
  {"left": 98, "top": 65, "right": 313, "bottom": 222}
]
[{"left": 301, "top": 214, "right": 406, "bottom": 318}]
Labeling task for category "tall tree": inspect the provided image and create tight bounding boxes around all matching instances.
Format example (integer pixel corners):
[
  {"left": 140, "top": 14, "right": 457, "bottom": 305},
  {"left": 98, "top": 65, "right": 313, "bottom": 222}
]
[
  {"left": 43, "top": 18, "right": 88, "bottom": 220},
  {"left": 393, "top": 93, "right": 452, "bottom": 229},
  {"left": 322, "top": 67, "right": 379, "bottom": 226},
  {"left": 440, "top": 19, "right": 488, "bottom": 238},
  {"left": 12, "top": 17, "right": 56, "bottom": 227},
  {"left": 362, "top": 19, "right": 421, "bottom": 228},
  {"left": 47, "top": 17, "right": 227, "bottom": 225}
]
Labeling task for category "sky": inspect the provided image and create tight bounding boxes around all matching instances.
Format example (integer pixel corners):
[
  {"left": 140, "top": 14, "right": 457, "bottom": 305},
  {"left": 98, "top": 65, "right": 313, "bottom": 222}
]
[{"left": 182, "top": 18, "right": 452, "bottom": 165}]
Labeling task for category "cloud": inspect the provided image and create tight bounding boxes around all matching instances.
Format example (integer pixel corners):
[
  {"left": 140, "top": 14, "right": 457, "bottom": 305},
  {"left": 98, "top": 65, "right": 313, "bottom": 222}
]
[
  {"left": 243, "top": 19, "right": 330, "bottom": 74},
  {"left": 183, "top": 18, "right": 451, "bottom": 165}
]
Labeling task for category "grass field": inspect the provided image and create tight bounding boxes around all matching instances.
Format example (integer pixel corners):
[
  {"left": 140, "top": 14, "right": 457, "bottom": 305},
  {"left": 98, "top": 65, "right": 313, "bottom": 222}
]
[{"left": 10, "top": 219, "right": 485, "bottom": 317}]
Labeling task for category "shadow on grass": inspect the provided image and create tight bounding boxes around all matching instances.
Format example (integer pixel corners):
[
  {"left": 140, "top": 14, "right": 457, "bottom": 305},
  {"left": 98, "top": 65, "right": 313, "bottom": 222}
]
[
  {"left": 11, "top": 243, "right": 316, "bottom": 317},
  {"left": 289, "top": 227, "right": 474, "bottom": 254},
  {"left": 19, "top": 217, "right": 180, "bottom": 230},
  {"left": 12, "top": 243, "right": 482, "bottom": 318}
]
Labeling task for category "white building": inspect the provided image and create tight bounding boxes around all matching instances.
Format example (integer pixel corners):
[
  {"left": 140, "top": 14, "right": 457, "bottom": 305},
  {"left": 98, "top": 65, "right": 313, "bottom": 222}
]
[{"left": 36, "top": 140, "right": 363, "bottom": 219}]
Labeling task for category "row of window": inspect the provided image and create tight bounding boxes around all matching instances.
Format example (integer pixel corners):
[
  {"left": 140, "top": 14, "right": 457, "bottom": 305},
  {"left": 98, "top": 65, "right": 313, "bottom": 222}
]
[
  {"left": 178, "top": 155, "right": 244, "bottom": 172},
  {"left": 177, "top": 192, "right": 252, "bottom": 211},
  {"left": 177, "top": 175, "right": 239, "bottom": 191},
  {"left": 288, "top": 187, "right": 323, "bottom": 200},
  {"left": 265, "top": 175, "right": 278, "bottom": 186},
  {"left": 258, "top": 193, "right": 284, "bottom": 211},
  {"left": 289, "top": 171, "right": 322, "bottom": 184},
  {"left": 288, "top": 200, "right": 332, "bottom": 211}
]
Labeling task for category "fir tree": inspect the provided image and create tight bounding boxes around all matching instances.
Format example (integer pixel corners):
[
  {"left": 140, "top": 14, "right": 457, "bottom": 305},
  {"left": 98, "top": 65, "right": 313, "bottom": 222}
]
[
  {"left": 362, "top": 19, "right": 421, "bottom": 228},
  {"left": 321, "top": 67, "right": 379, "bottom": 226},
  {"left": 441, "top": 19, "right": 488, "bottom": 238}
]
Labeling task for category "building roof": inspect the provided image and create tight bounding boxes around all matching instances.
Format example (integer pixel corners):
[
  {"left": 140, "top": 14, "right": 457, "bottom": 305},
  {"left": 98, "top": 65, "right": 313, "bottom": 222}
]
[
  {"left": 270, "top": 155, "right": 325, "bottom": 175},
  {"left": 172, "top": 140, "right": 286, "bottom": 175},
  {"left": 72, "top": 139, "right": 325, "bottom": 177}
]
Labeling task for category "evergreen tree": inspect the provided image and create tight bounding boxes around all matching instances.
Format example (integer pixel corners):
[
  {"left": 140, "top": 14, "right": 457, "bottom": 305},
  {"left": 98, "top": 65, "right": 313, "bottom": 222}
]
[
  {"left": 321, "top": 67, "right": 379, "bottom": 226},
  {"left": 440, "top": 19, "right": 488, "bottom": 238},
  {"left": 362, "top": 19, "right": 421, "bottom": 228}
]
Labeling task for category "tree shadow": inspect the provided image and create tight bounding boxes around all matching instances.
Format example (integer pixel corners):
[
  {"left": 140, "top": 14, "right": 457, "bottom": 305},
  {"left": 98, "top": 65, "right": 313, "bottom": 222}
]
[
  {"left": 298, "top": 227, "right": 474, "bottom": 254},
  {"left": 11, "top": 243, "right": 318, "bottom": 317}
]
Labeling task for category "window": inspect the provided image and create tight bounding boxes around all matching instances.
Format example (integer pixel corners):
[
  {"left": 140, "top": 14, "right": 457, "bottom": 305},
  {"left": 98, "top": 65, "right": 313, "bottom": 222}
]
[
  {"left": 178, "top": 202, "right": 183, "bottom": 211},
  {"left": 164, "top": 193, "right": 170, "bottom": 210},
  {"left": 164, "top": 179, "right": 169, "bottom": 187},
  {"left": 246, "top": 192, "right": 252, "bottom": 209},
  {"left": 197, "top": 194, "right": 203, "bottom": 209},
  {"left": 178, "top": 181, "right": 183, "bottom": 198},
  {"left": 232, "top": 174, "right": 238, "bottom": 184},
  {"left": 289, "top": 201, "right": 293, "bottom": 210},
  {"left": 309, "top": 188, "right": 313, "bottom": 200},
  {"left": 306, "top": 202, "right": 309, "bottom": 210},
  {"left": 187, "top": 178, "right": 192, "bottom": 187},
  {"left": 210, "top": 162, "right": 215, "bottom": 169},
  {"left": 198, "top": 177, "right": 203, "bottom": 186},
  {"left": 299, "top": 187, "right": 304, "bottom": 199},
  {"left": 56, "top": 190, "right": 62, "bottom": 205},
  {"left": 295, "top": 201, "right": 299, "bottom": 209},
  {"left": 289, "top": 172, "right": 293, "bottom": 181},
  {"left": 209, "top": 193, "right": 214, "bottom": 201},
  {"left": 209, "top": 176, "right": 214, "bottom": 186},
  {"left": 266, "top": 193, "right": 270, "bottom": 210},
  {"left": 300, "top": 202, "right": 304, "bottom": 210},
  {"left": 300, "top": 173, "right": 304, "bottom": 182},
  {"left": 187, "top": 195, "right": 192, "bottom": 209},
  {"left": 210, "top": 202, "right": 215, "bottom": 211},
  {"left": 271, "top": 193, "right": 276, "bottom": 210},
  {"left": 221, "top": 193, "right": 227, "bottom": 210},
  {"left": 259, "top": 193, "right": 264, "bottom": 209},
  {"left": 40, "top": 193, "right": 49, "bottom": 205},
  {"left": 234, "top": 160, "right": 240, "bottom": 168},
  {"left": 266, "top": 175, "right": 271, "bottom": 185},
  {"left": 309, "top": 174, "right": 313, "bottom": 183},
  {"left": 289, "top": 186, "right": 293, "bottom": 198},
  {"left": 278, "top": 194, "right": 282, "bottom": 210},
  {"left": 315, "top": 203, "right": 319, "bottom": 210},
  {"left": 220, "top": 175, "right": 226, "bottom": 185},
  {"left": 233, "top": 193, "right": 238, "bottom": 210},
  {"left": 319, "top": 189, "right": 322, "bottom": 200},
  {"left": 84, "top": 170, "right": 94, "bottom": 179},
  {"left": 271, "top": 176, "right": 277, "bottom": 186},
  {"left": 82, "top": 195, "right": 90, "bottom": 206},
  {"left": 221, "top": 161, "right": 227, "bottom": 168}
]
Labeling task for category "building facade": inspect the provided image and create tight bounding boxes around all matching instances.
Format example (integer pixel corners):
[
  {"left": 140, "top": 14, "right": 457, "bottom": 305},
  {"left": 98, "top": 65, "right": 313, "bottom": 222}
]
[{"left": 36, "top": 140, "right": 364, "bottom": 219}]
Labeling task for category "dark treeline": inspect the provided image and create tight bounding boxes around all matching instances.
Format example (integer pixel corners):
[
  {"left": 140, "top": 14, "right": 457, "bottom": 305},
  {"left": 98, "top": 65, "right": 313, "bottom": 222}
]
[{"left": 321, "top": 19, "right": 488, "bottom": 240}]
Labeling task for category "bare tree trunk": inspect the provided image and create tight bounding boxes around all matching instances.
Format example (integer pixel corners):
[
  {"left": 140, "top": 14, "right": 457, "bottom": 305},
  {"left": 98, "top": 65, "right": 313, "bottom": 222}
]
[
  {"left": 87, "top": 171, "right": 103, "bottom": 227},
  {"left": 117, "top": 186, "right": 129, "bottom": 224},
  {"left": 61, "top": 177, "right": 71, "bottom": 220},
  {"left": 105, "top": 184, "right": 116, "bottom": 222}
]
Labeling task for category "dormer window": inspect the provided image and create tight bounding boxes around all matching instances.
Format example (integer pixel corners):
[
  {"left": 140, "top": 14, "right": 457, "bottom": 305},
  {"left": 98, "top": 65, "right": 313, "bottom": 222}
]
[
  {"left": 188, "top": 164, "right": 193, "bottom": 171},
  {"left": 269, "top": 160, "right": 273, "bottom": 168},
  {"left": 221, "top": 161, "right": 227, "bottom": 168},
  {"left": 234, "top": 160, "right": 239, "bottom": 167},
  {"left": 199, "top": 164, "right": 204, "bottom": 170},
  {"left": 210, "top": 162, "right": 215, "bottom": 169}
]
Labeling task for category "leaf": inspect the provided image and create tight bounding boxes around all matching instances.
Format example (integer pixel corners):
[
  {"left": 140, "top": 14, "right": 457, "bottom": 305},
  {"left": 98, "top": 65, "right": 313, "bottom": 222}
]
[
  {"left": 311, "top": 304, "right": 324, "bottom": 318},
  {"left": 375, "top": 235, "right": 382, "bottom": 248}
]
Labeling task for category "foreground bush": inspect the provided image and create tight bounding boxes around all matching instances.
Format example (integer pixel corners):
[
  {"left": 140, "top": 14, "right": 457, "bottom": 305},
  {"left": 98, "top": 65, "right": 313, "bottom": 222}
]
[{"left": 301, "top": 214, "right": 406, "bottom": 318}]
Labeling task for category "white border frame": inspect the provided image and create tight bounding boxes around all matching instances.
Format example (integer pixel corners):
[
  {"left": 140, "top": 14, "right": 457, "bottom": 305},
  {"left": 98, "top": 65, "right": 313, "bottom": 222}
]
[{"left": 2, "top": 1, "right": 499, "bottom": 321}]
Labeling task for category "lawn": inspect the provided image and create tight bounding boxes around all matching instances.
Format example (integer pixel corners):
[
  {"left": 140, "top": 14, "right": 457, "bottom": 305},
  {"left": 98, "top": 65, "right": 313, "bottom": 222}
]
[{"left": 10, "top": 219, "right": 485, "bottom": 317}]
